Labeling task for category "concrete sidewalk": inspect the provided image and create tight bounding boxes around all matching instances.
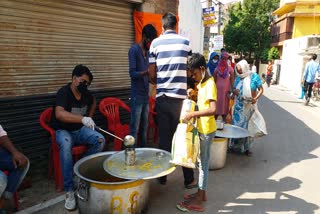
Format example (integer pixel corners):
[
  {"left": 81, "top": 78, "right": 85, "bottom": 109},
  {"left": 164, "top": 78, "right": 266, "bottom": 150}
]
[
  {"left": 272, "top": 84, "right": 320, "bottom": 108},
  {"left": 16, "top": 84, "right": 320, "bottom": 214}
]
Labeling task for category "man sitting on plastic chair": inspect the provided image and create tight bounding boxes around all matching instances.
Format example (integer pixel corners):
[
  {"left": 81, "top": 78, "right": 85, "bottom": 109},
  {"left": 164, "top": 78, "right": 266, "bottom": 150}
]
[
  {"left": 50, "top": 64, "right": 105, "bottom": 211},
  {"left": 0, "top": 124, "right": 29, "bottom": 214}
]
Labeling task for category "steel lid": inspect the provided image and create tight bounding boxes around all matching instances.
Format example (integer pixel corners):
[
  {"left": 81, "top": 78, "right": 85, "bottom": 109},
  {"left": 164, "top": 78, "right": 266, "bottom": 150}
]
[
  {"left": 103, "top": 148, "right": 176, "bottom": 180},
  {"left": 216, "top": 124, "right": 249, "bottom": 138}
]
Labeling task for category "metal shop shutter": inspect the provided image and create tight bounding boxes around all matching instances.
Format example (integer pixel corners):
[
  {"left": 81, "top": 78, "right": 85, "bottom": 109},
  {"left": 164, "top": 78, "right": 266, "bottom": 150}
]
[{"left": 0, "top": 0, "right": 133, "bottom": 97}]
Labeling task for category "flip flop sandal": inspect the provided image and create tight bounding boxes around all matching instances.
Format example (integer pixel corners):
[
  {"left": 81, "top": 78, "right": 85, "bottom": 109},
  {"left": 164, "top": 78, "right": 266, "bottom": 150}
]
[
  {"left": 178, "top": 201, "right": 205, "bottom": 212},
  {"left": 176, "top": 204, "right": 190, "bottom": 212},
  {"left": 184, "top": 193, "right": 207, "bottom": 201}
]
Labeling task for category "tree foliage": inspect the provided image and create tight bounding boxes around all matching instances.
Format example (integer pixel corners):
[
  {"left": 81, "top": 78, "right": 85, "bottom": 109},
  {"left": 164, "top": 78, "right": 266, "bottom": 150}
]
[
  {"left": 268, "top": 47, "right": 280, "bottom": 60},
  {"left": 223, "top": 0, "right": 279, "bottom": 61}
]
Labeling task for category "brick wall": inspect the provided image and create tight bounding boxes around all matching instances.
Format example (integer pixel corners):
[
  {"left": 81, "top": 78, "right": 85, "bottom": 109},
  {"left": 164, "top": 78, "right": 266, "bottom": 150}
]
[{"left": 137, "top": 0, "right": 178, "bottom": 15}]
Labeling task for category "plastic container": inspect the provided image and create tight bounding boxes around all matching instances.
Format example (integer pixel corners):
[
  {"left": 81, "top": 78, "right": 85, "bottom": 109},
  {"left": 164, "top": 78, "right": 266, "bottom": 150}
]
[{"left": 209, "top": 138, "right": 228, "bottom": 170}]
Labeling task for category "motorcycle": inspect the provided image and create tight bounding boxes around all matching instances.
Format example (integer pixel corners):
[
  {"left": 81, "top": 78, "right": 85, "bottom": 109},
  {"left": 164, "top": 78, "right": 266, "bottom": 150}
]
[{"left": 312, "top": 78, "right": 320, "bottom": 101}]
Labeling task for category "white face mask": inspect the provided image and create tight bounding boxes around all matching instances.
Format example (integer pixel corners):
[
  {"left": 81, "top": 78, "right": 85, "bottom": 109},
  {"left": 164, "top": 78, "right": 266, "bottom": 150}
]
[
  {"left": 227, "top": 60, "right": 231, "bottom": 66},
  {"left": 213, "top": 59, "right": 218, "bottom": 63}
]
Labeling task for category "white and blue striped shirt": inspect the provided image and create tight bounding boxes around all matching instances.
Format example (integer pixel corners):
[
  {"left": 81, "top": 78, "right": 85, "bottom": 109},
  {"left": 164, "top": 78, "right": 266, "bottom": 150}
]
[{"left": 149, "top": 30, "right": 192, "bottom": 99}]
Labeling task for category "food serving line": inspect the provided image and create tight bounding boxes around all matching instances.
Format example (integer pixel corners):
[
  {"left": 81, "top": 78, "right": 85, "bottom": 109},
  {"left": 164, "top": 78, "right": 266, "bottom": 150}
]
[{"left": 73, "top": 122, "right": 249, "bottom": 213}]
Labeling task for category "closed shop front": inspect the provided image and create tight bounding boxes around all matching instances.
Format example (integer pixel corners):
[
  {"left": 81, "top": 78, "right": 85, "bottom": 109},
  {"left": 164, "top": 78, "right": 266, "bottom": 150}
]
[
  {"left": 0, "top": 0, "right": 134, "bottom": 175},
  {"left": 1, "top": 0, "right": 133, "bottom": 96}
]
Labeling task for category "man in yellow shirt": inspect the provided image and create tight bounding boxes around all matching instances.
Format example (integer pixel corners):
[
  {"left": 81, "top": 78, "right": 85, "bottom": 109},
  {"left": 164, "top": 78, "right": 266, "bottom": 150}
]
[{"left": 178, "top": 53, "right": 217, "bottom": 212}]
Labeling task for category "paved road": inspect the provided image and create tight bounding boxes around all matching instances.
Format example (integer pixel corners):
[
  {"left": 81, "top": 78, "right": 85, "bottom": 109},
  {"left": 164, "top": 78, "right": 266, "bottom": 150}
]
[
  {"left": 28, "top": 85, "right": 320, "bottom": 214},
  {"left": 147, "top": 85, "right": 320, "bottom": 214}
]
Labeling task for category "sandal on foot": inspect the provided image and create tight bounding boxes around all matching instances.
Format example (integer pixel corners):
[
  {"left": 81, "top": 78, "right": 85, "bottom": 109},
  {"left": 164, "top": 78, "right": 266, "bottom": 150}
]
[
  {"left": 176, "top": 204, "right": 189, "bottom": 212},
  {"left": 178, "top": 201, "right": 205, "bottom": 212},
  {"left": 185, "top": 179, "right": 198, "bottom": 189},
  {"left": 184, "top": 193, "right": 207, "bottom": 201}
]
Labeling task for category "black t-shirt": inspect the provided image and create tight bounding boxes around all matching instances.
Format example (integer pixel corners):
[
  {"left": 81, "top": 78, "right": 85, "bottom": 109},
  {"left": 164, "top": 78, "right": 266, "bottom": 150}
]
[{"left": 51, "top": 83, "right": 94, "bottom": 131}]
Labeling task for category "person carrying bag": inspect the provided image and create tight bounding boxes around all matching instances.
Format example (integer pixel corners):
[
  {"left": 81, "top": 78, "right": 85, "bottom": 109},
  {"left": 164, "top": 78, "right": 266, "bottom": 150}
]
[{"left": 171, "top": 120, "right": 200, "bottom": 169}]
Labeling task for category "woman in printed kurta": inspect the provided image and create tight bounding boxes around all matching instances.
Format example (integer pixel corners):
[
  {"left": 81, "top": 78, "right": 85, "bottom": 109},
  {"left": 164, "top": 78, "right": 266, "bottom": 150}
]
[{"left": 229, "top": 59, "right": 264, "bottom": 156}]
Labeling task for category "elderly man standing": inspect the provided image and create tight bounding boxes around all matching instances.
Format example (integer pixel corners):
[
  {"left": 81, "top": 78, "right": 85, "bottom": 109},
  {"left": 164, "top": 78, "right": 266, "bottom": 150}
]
[
  {"left": 148, "top": 12, "right": 197, "bottom": 188},
  {"left": 303, "top": 54, "right": 320, "bottom": 105},
  {"left": 51, "top": 64, "right": 105, "bottom": 211},
  {"left": 0, "top": 124, "right": 29, "bottom": 213}
]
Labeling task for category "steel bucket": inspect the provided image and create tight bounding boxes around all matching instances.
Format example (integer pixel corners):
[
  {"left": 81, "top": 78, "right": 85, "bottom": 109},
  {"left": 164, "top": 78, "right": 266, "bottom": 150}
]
[
  {"left": 74, "top": 151, "right": 149, "bottom": 214},
  {"left": 209, "top": 138, "right": 228, "bottom": 170}
]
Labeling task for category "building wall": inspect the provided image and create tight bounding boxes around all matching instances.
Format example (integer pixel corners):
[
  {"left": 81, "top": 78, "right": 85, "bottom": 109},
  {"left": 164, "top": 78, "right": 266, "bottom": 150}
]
[
  {"left": 178, "top": 0, "right": 204, "bottom": 53},
  {"left": 138, "top": 0, "right": 178, "bottom": 14},
  {"left": 293, "top": 17, "right": 320, "bottom": 38},
  {"left": 279, "top": 36, "right": 320, "bottom": 95}
]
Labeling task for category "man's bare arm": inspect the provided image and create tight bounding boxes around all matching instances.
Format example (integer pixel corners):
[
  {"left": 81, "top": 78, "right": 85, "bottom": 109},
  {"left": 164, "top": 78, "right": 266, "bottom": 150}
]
[{"left": 148, "top": 64, "right": 157, "bottom": 84}]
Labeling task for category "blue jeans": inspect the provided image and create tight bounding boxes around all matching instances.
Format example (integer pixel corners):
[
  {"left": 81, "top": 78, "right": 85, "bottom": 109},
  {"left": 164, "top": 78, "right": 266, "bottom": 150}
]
[
  {"left": 130, "top": 96, "right": 149, "bottom": 147},
  {"left": 0, "top": 171, "right": 6, "bottom": 197},
  {"left": 198, "top": 132, "right": 215, "bottom": 191},
  {"left": 0, "top": 148, "right": 29, "bottom": 199},
  {"left": 56, "top": 126, "right": 105, "bottom": 191}
]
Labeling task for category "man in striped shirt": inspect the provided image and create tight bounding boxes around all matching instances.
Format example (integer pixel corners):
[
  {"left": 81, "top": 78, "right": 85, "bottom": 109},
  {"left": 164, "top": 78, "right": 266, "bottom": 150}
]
[{"left": 148, "top": 12, "right": 197, "bottom": 188}]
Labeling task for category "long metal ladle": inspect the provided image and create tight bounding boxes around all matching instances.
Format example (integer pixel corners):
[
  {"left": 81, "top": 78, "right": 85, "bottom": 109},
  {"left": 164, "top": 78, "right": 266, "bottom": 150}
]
[{"left": 95, "top": 126, "right": 135, "bottom": 146}]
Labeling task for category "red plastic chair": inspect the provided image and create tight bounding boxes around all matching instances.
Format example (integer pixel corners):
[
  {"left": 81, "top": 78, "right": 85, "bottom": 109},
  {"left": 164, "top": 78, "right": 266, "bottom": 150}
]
[
  {"left": 148, "top": 97, "right": 158, "bottom": 144},
  {"left": 39, "top": 107, "right": 87, "bottom": 192},
  {"left": 2, "top": 170, "right": 19, "bottom": 211},
  {"left": 99, "top": 97, "right": 131, "bottom": 151}
]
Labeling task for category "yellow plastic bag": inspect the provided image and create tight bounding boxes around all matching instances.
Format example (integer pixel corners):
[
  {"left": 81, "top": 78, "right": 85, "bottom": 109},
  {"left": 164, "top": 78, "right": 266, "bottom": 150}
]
[{"left": 170, "top": 123, "right": 200, "bottom": 168}]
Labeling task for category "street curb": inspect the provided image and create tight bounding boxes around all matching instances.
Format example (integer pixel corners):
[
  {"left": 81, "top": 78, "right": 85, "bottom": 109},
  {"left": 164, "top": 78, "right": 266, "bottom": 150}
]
[{"left": 15, "top": 195, "right": 64, "bottom": 214}]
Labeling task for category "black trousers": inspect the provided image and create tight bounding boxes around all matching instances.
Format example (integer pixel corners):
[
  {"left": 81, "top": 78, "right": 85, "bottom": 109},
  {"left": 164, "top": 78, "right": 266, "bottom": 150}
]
[
  {"left": 304, "top": 81, "right": 314, "bottom": 99},
  {"left": 156, "top": 95, "right": 194, "bottom": 185}
]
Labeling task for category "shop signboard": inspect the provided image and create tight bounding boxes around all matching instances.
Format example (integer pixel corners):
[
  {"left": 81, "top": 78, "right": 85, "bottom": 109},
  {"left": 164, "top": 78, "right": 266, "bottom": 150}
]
[
  {"left": 203, "top": 6, "right": 216, "bottom": 27},
  {"left": 212, "top": 35, "right": 224, "bottom": 51}
]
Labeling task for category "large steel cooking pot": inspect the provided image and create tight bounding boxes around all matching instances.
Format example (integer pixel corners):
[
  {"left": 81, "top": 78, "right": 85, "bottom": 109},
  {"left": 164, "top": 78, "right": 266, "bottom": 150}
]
[{"left": 74, "top": 151, "right": 149, "bottom": 214}]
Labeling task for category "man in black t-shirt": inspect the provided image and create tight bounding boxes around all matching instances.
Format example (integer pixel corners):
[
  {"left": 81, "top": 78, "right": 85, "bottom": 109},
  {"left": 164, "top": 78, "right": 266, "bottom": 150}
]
[{"left": 51, "top": 64, "right": 105, "bottom": 211}]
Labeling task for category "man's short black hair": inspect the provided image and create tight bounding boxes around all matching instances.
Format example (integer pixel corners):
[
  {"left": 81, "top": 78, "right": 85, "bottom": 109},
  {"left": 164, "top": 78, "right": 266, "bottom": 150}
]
[
  {"left": 312, "top": 54, "right": 317, "bottom": 60},
  {"left": 188, "top": 53, "right": 207, "bottom": 70},
  {"left": 72, "top": 64, "right": 93, "bottom": 82},
  {"left": 142, "top": 24, "right": 158, "bottom": 41},
  {"left": 221, "top": 48, "right": 226, "bottom": 52},
  {"left": 162, "top": 12, "right": 177, "bottom": 30}
]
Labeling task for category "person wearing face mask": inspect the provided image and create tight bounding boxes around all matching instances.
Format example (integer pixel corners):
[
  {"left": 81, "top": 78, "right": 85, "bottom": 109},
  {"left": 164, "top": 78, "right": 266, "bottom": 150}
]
[
  {"left": 213, "top": 52, "right": 235, "bottom": 120},
  {"left": 128, "top": 24, "right": 157, "bottom": 148},
  {"left": 207, "top": 52, "right": 219, "bottom": 76},
  {"left": 177, "top": 53, "right": 217, "bottom": 212},
  {"left": 229, "top": 59, "right": 264, "bottom": 156},
  {"left": 51, "top": 64, "right": 105, "bottom": 211}
]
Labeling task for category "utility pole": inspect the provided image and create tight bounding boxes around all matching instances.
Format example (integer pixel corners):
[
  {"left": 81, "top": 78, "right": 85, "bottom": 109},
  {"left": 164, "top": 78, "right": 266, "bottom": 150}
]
[
  {"left": 203, "top": 0, "right": 212, "bottom": 59},
  {"left": 205, "top": 0, "right": 212, "bottom": 39},
  {"left": 217, "top": 1, "right": 221, "bottom": 35}
]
